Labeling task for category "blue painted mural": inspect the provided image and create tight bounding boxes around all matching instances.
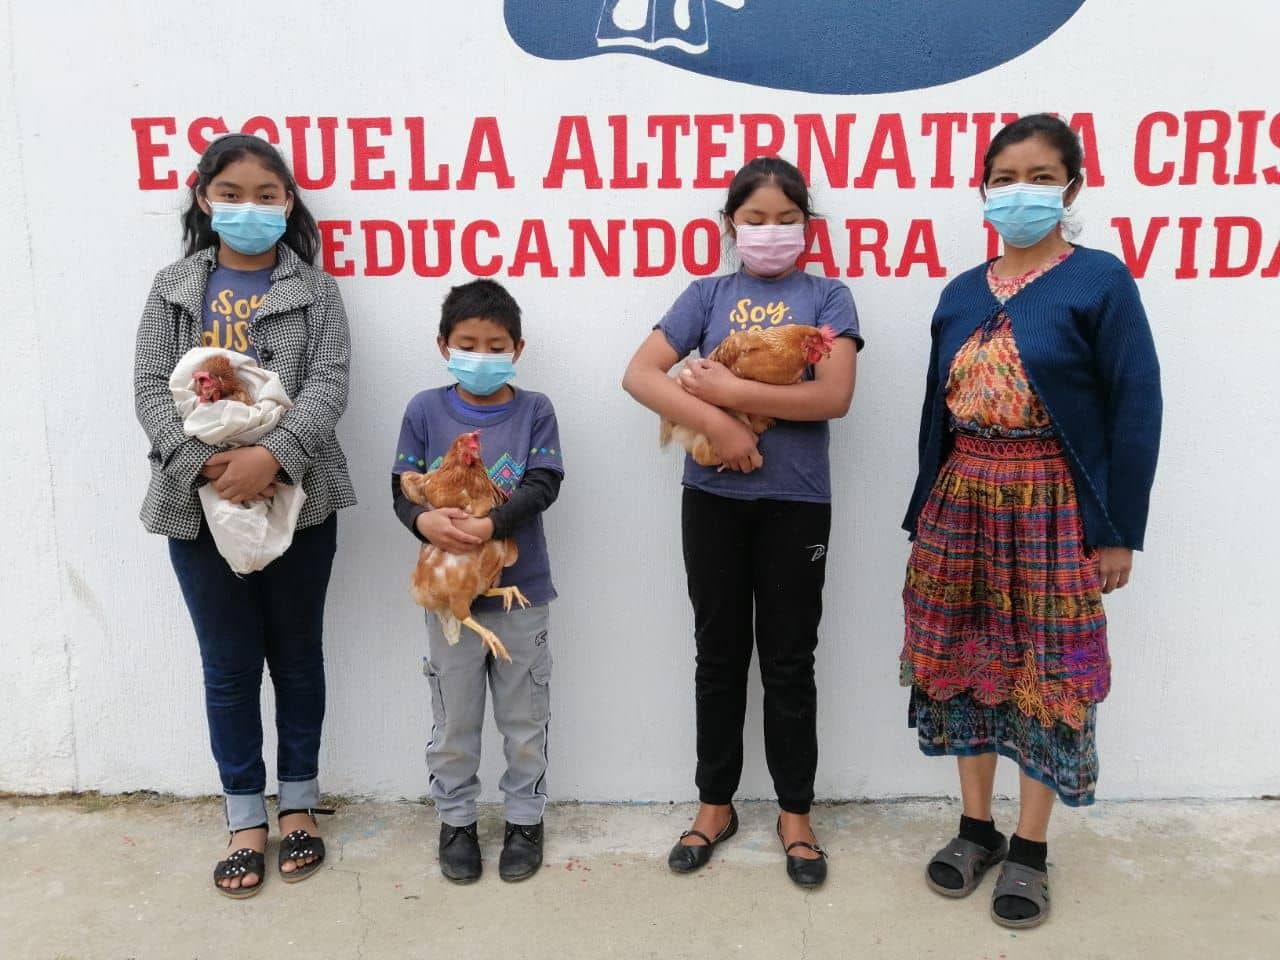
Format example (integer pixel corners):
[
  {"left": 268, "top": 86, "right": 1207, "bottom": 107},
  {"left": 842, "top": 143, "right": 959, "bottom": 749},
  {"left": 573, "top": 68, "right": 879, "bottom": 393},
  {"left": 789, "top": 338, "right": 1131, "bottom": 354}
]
[{"left": 504, "top": 1, "right": 1087, "bottom": 95}]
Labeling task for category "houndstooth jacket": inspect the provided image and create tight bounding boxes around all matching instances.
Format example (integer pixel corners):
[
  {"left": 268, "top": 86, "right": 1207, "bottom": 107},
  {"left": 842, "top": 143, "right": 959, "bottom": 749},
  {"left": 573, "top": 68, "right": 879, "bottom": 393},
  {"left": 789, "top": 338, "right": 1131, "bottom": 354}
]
[{"left": 134, "top": 244, "right": 357, "bottom": 539}]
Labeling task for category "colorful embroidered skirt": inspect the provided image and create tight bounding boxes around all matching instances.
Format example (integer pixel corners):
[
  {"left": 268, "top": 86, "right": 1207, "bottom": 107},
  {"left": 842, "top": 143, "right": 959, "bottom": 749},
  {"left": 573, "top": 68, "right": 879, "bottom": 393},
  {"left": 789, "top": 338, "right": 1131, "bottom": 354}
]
[{"left": 901, "top": 434, "right": 1108, "bottom": 806}]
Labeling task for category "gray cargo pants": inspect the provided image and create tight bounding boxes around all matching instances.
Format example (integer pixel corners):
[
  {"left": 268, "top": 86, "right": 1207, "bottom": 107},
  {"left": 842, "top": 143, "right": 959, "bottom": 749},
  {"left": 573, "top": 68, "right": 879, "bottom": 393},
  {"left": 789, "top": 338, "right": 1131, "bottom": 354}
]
[{"left": 424, "top": 603, "right": 551, "bottom": 827}]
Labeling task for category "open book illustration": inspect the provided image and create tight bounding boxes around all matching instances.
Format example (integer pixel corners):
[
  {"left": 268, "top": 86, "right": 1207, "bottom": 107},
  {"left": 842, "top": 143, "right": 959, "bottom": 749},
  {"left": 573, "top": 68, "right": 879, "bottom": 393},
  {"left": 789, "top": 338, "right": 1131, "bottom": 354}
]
[{"left": 596, "top": 0, "right": 745, "bottom": 54}]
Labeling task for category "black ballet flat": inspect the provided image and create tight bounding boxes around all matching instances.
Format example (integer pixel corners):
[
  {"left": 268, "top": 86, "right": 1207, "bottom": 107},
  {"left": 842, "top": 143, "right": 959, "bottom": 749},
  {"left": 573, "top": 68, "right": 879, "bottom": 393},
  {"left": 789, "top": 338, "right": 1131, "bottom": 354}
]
[
  {"left": 777, "top": 816, "right": 828, "bottom": 888},
  {"left": 667, "top": 805, "right": 739, "bottom": 874}
]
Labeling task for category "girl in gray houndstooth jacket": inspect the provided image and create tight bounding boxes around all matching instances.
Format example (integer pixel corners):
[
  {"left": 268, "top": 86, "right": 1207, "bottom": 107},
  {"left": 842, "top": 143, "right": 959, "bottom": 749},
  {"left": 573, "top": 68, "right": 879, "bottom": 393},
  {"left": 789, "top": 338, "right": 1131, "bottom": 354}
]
[{"left": 132, "top": 133, "right": 355, "bottom": 899}]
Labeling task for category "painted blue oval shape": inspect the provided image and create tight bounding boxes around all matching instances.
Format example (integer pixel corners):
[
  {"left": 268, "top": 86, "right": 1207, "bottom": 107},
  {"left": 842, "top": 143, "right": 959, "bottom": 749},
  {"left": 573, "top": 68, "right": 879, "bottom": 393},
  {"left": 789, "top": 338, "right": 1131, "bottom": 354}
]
[{"left": 505, "top": 1, "right": 1087, "bottom": 95}]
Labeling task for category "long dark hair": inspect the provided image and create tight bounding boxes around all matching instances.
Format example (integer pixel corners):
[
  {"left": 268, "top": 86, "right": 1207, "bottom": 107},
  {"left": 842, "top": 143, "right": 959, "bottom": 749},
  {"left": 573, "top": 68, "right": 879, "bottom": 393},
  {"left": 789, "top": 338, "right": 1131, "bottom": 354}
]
[
  {"left": 981, "top": 113, "right": 1084, "bottom": 189},
  {"left": 721, "top": 156, "right": 816, "bottom": 223},
  {"left": 181, "top": 134, "right": 320, "bottom": 264}
]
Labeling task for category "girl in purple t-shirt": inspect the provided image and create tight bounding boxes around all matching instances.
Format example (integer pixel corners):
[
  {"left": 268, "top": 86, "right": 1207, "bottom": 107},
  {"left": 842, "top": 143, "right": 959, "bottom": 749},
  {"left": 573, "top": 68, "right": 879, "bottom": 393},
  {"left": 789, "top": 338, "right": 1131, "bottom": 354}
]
[{"left": 623, "top": 156, "right": 863, "bottom": 888}]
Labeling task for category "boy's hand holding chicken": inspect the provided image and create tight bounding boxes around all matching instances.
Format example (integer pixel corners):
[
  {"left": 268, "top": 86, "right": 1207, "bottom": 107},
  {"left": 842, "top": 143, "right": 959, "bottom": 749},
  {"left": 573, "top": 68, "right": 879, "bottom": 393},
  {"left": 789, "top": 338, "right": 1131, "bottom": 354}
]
[{"left": 414, "top": 507, "right": 490, "bottom": 554}]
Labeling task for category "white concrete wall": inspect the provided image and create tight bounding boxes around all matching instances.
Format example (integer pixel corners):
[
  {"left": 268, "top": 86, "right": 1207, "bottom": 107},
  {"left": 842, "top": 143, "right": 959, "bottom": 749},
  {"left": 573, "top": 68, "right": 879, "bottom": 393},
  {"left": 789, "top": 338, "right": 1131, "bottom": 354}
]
[
  {"left": 2, "top": 1, "right": 1277, "bottom": 803},
  {"left": 1, "top": 7, "right": 77, "bottom": 793}
]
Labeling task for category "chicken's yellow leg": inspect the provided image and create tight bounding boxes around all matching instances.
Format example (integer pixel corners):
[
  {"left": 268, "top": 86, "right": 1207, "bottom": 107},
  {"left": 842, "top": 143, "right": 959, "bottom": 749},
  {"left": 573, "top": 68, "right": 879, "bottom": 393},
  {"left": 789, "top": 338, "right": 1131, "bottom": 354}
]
[
  {"left": 461, "top": 617, "right": 513, "bottom": 663},
  {"left": 483, "top": 586, "right": 530, "bottom": 612}
]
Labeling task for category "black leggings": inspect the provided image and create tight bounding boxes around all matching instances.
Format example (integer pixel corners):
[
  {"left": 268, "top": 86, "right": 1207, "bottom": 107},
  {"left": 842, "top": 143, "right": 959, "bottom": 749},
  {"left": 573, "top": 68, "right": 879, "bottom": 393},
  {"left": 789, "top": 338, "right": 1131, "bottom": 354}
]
[{"left": 681, "top": 488, "right": 831, "bottom": 814}]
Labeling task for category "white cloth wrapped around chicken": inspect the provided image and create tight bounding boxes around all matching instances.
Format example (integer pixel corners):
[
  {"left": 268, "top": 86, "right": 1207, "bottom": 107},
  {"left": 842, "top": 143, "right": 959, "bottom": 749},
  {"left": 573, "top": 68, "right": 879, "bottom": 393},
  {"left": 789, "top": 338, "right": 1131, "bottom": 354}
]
[{"left": 170, "top": 347, "right": 306, "bottom": 574}]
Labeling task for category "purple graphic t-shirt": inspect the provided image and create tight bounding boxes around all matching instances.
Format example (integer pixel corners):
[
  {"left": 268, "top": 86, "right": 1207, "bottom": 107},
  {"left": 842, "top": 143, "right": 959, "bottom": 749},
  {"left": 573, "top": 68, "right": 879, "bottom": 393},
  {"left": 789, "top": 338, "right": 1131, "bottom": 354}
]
[
  {"left": 393, "top": 386, "right": 563, "bottom": 609},
  {"left": 658, "top": 268, "right": 861, "bottom": 503},
  {"left": 201, "top": 264, "right": 272, "bottom": 360}
]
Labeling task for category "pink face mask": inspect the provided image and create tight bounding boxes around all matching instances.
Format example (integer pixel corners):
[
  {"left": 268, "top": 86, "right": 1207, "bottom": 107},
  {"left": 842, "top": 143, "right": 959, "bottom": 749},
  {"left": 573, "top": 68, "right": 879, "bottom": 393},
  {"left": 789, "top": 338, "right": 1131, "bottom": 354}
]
[{"left": 734, "top": 223, "right": 807, "bottom": 276}]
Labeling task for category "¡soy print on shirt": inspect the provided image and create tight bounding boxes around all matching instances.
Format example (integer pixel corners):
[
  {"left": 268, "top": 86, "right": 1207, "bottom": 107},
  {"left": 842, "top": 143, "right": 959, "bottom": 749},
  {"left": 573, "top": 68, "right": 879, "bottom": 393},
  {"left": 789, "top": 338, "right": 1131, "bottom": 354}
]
[
  {"left": 203, "top": 288, "right": 266, "bottom": 353},
  {"left": 728, "top": 297, "right": 794, "bottom": 331}
]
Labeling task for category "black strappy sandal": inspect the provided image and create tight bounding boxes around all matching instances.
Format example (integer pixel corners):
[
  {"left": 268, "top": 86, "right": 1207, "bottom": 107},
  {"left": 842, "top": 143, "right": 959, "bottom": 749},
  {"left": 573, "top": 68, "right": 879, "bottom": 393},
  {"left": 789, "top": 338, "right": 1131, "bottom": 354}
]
[
  {"left": 277, "top": 807, "right": 335, "bottom": 884},
  {"left": 776, "top": 816, "right": 828, "bottom": 888},
  {"left": 213, "top": 825, "right": 268, "bottom": 899},
  {"left": 667, "top": 804, "right": 739, "bottom": 874}
]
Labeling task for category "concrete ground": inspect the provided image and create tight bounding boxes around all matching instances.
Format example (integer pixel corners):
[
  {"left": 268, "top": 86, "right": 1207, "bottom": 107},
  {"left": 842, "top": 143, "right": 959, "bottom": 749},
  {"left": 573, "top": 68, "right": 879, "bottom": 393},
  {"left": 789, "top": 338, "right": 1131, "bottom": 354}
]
[{"left": 0, "top": 796, "right": 1276, "bottom": 960}]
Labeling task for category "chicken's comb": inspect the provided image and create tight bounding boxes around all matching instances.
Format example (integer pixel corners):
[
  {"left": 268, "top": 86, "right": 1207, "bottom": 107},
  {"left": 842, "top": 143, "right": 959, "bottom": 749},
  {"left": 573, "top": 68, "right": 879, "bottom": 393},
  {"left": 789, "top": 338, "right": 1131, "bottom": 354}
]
[{"left": 818, "top": 324, "right": 837, "bottom": 347}]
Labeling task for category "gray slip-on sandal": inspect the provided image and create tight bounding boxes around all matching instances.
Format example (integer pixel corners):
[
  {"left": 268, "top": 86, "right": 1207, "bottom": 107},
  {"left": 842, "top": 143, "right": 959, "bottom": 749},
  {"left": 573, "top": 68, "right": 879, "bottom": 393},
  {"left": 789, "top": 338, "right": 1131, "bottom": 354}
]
[
  {"left": 990, "top": 860, "right": 1051, "bottom": 929},
  {"left": 925, "top": 835, "right": 1008, "bottom": 898}
]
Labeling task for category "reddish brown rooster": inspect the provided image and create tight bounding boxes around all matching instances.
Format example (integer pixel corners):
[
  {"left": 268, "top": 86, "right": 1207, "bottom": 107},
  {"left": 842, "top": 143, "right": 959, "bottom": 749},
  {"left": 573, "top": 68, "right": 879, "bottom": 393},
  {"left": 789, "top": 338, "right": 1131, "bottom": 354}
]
[
  {"left": 661, "top": 323, "right": 836, "bottom": 466},
  {"left": 192, "top": 355, "right": 252, "bottom": 405},
  {"left": 399, "top": 431, "right": 528, "bottom": 663}
]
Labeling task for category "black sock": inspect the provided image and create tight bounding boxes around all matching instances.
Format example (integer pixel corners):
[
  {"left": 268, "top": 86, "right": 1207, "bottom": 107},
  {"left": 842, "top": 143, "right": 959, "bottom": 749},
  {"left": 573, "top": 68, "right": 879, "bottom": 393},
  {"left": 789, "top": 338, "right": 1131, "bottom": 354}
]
[
  {"left": 993, "top": 834, "right": 1048, "bottom": 922},
  {"left": 928, "top": 816, "right": 1005, "bottom": 891},
  {"left": 959, "top": 815, "right": 1004, "bottom": 852},
  {"left": 1006, "top": 834, "right": 1047, "bottom": 872}
]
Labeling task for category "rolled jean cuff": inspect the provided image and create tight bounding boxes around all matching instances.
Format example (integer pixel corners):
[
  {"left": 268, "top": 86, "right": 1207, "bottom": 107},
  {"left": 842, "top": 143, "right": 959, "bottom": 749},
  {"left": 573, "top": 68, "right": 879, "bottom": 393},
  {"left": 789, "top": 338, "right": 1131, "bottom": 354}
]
[
  {"left": 225, "top": 792, "right": 268, "bottom": 832},
  {"left": 278, "top": 777, "right": 321, "bottom": 813}
]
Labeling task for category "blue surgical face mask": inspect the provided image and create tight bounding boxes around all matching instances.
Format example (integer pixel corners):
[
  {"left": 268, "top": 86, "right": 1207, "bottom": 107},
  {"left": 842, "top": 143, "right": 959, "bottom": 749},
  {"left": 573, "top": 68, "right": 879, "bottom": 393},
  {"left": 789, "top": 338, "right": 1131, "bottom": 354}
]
[
  {"left": 447, "top": 349, "right": 516, "bottom": 397},
  {"left": 210, "top": 201, "right": 288, "bottom": 255},
  {"left": 983, "top": 181, "right": 1074, "bottom": 249}
]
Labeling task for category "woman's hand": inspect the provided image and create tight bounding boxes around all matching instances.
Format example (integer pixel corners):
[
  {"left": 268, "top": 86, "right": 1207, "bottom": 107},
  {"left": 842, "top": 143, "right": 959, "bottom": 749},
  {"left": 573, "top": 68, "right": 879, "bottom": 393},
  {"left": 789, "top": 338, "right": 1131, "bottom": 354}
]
[
  {"left": 416, "top": 508, "right": 484, "bottom": 554},
  {"left": 678, "top": 359, "right": 741, "bottom": 407},
  {"left": 707, "top": 414, "right": 763, "bottom": 473},
  {"left": 1097, "top": 546, "right": 1133, "bottom": 593},
  {"left": 209, "top": 447, "right": 282, "bottom": 504}
]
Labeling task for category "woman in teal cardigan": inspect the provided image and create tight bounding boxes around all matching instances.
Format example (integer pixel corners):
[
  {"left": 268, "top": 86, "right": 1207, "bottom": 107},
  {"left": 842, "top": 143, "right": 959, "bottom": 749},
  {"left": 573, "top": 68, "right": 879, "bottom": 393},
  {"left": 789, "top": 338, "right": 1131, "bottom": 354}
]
[{"left": 900, "top": 114, "right": 1161, "bottom": 929}]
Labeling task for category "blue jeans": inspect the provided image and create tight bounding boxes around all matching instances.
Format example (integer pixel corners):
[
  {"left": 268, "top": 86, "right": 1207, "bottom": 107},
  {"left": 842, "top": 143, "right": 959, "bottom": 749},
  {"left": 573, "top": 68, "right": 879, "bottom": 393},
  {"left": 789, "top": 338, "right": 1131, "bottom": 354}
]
[{"left": 169, "top": 514, "right": 337, "bottom": 831}]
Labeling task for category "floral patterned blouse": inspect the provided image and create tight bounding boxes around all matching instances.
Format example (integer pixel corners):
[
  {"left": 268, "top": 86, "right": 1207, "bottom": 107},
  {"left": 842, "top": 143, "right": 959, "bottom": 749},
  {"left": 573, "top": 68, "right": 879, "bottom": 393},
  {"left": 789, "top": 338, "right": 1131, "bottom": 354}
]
[{"left": 945, "top": 250, "right": 1074, "bottom": 437}]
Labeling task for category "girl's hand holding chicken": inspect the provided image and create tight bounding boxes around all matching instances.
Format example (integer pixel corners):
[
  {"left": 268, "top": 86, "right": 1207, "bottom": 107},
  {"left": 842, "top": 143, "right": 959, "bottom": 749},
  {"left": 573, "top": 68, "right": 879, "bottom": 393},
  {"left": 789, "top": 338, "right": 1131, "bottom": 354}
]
[
  {"left": 203, "top": 447, "right": 281, "bottom": 504},
  {"left": 706, "top": 411, "right": 763, "bottom": 473},
  {"left": 679, "top": 358, "right": 742, "bottom": 407},
  {"left": 681, "top": 359, "right": 763, "bottom": 471}
]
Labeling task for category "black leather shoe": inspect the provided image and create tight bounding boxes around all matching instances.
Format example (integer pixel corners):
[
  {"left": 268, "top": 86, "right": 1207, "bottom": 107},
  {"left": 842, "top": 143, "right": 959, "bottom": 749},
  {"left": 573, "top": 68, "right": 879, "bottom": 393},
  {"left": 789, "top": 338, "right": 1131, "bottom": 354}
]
[
  {"left": 499, "top": 821, "right": 544, "bottom": 882},
  {"left": 439, "top": 822, "right": 482, "bottom": 883},
  {"left": 777, "top": 815, "right": 828, "bottom": 888},
  {"left": 667, "top": 805, "right": 739, "bottom": 874}
]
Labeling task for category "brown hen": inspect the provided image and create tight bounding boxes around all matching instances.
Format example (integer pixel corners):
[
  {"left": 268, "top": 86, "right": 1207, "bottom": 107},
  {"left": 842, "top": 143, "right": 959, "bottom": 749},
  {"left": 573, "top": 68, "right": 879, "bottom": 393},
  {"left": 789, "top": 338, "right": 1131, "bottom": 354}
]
[
  {"left": 399, "top": 431, "right": 528, "bottom": 663},
  {"left": 192, "top": 354, "right": 252, "bottom": 405},
  {"left": 661, "top": 323, "right": 836, "bottom": 466}
]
